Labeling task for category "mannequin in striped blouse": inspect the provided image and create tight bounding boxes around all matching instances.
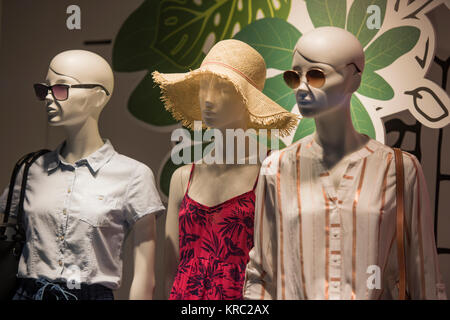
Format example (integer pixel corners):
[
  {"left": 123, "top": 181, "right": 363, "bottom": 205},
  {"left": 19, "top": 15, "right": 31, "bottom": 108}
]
[{"left": 244, "top": 27, "right": 446, "bottom": 300}]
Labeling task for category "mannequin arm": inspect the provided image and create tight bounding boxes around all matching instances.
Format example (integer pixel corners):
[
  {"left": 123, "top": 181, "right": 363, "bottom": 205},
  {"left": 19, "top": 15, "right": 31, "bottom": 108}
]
[
  {"left": 243, "top": 163, "right": 277, "bottom": 300},
  {"left": 403, "top": 154, "right": 447, "bottom": 300},
  {"left": 129, "top": 214, "right": 157, "bottom": 300},
  {"left": 164, "top": 165, "right": 189, "bottom": 299}
]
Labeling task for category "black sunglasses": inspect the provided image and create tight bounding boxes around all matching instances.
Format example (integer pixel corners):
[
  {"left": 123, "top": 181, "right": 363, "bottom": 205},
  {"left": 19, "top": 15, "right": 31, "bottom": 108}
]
[{"left": 33, "top": 83, "right": 110, "bottom": 101}]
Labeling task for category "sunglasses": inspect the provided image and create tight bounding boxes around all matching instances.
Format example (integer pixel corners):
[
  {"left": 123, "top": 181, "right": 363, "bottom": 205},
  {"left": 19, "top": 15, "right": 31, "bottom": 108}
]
[
  {"left": 33, "top": 83, "right": 110, "bottom": 101},
  {"left": 283, "top": 63, "right": 361, "bottom": 89}
]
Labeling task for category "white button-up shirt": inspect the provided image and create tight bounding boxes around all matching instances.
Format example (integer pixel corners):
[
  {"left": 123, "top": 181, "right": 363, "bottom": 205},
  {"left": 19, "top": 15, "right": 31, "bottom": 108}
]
[
  {"left": 244, "top": 135, "right": 446, "bottom": 300},
  {"left": 0, "top": 140, "right": 165, "bottom": 289}
]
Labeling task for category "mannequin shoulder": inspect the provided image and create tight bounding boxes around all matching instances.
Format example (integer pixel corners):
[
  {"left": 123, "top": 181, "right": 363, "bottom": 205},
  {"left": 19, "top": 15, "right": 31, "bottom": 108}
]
[
  {"left": 170, "top": 164, "right": 192, "bottom": 195},
  {"left": 111, "top": 153, "right": 157, "bottom": 178}
]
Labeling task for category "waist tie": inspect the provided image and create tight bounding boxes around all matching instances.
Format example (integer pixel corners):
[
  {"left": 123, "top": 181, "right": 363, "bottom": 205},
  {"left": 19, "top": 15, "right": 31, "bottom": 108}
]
[{"left": 34, "top": 277, "right": 78, "bottom": 300}]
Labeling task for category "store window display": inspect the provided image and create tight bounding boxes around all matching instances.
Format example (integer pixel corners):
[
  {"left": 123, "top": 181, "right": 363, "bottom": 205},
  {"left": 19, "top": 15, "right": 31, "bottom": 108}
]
[
  {"left": 0, "top": 50, "right": 165, "bottom": 300},
  {"left": 153, "top": 39, "right": 297, "bottom": 299},
  {"left": 243, "top": 27, "right": 446, "bottom": 300}
]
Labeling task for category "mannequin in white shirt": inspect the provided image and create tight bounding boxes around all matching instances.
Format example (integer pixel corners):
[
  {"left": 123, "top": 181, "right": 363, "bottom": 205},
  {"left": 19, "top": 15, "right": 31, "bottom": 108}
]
[
  {"left": 47, "top": 50, "right": 157, "bottom": 299},
  {"left": 2, "top": 50, "right": 157, "bottom": 299}
]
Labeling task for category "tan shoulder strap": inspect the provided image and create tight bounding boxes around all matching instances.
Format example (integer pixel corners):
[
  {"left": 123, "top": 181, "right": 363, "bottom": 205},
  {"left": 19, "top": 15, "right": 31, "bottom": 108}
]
[{"left": 393, "top": 148, "right": 406, "bottom": 300}]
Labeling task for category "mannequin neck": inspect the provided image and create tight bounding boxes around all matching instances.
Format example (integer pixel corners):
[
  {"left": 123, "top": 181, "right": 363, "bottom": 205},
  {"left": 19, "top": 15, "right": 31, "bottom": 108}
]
[
  {"left": 60, "top": 117, "right": 104, "bottom": 164},
  {"left": 313, "top": 101, "right": 368, "bottom": 168}
]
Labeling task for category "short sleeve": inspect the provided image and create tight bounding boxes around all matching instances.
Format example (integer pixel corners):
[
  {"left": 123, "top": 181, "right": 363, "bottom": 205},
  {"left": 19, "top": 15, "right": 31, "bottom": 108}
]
[{"left": 123, "top": 163, "right": 166, "bottom": 227}]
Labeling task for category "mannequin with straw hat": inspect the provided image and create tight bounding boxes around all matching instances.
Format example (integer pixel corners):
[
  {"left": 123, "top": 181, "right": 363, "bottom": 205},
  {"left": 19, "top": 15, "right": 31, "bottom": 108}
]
[{"left": 153, "top": 39, "right": 297, "bottom": 299}]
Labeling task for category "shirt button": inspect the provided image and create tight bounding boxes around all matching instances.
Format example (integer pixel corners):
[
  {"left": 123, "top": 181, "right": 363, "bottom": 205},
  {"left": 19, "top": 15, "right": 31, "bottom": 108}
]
[
  {"left": 67, "top": 188, "right": 71, "bottom": 193},
  {"left": 60, "top": 236, "right": 64, "bottom": 241},
  {"left": 63, "top": 209, "right": 67, "bottom": 215},
  {"left": 58, "top": 260, "right": 63, "bottom": 266},
  {"left": 333, "top": 283, "right": 339, "bottom": 288}
]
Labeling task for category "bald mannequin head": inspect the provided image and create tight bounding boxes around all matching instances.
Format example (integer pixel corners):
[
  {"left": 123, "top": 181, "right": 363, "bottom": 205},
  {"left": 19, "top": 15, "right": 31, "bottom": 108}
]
[
  {"left": 50, "top": 50, "right": 114, "bottom": 96},
  {"left": 295, "top": 27, "right": 364, "bottom": 73},
  {"left": 290, "top": 27, "right": 365, "bottom": 118},
  {"left": 44, "top": 50, "right": 114, "bottom": 127}
]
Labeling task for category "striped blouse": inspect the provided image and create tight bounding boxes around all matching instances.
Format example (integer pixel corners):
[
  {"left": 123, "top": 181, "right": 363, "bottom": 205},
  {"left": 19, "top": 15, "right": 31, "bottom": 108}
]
[{"left": 243, "top": 134, "right": 446, "bottom": 300}]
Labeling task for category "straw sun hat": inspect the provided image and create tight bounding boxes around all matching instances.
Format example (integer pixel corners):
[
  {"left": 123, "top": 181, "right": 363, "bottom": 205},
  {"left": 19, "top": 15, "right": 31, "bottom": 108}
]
[{"left": 152, "top": 39, "right": 298, "bottom": 137}]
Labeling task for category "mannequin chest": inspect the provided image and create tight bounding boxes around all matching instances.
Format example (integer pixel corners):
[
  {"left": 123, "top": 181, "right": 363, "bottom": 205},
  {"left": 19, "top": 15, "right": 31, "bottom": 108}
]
[{"left": 186, "top": 164, "right": 260, "bottom": 207}]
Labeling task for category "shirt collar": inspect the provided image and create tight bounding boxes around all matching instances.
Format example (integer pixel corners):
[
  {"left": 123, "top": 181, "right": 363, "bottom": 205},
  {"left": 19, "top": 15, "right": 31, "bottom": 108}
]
[
  {"left": 306, "top": 134, "right": 379, "bottom": 163},
  {"left": 47, "top": 139, "right": 116, "bottom": 174}
]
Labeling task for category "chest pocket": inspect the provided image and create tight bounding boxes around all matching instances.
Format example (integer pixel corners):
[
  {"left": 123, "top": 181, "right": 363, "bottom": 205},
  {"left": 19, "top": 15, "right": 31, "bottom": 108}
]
[{"left": 77, "top": 194, "right": 119, "bottom": 227}]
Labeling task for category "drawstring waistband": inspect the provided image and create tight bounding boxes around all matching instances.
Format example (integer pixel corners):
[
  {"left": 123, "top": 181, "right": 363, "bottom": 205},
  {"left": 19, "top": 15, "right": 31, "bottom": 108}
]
[{"left": 34, "top": 278, "right": 78, "bottom": 300}]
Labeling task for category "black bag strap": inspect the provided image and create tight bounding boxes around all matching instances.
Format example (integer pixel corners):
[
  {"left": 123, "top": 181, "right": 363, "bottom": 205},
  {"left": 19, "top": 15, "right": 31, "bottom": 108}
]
[
  {"left": 0, "top": 152, "right": 35, "bottom": 241},
  {"left": 14, "top": 149, "right": 51, "bottom": 242}
]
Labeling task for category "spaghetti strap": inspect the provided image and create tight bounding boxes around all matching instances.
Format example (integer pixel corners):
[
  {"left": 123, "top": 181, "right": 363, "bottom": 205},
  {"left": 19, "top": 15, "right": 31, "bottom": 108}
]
[
  {"left": 252, "top": 172, "right": 260, "bottom": 191},
  {"left": 186, "top": 163, "right": 195, "bottom": 194}
]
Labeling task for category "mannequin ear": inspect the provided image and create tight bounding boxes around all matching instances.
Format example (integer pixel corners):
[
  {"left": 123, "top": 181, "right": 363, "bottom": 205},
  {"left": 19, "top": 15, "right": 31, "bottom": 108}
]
[
  {"left": 91, "top": 88, "right": 108, "bottom": 109},
  {"left": 347, "top": 67, "right": 362, "bottom": 93}
]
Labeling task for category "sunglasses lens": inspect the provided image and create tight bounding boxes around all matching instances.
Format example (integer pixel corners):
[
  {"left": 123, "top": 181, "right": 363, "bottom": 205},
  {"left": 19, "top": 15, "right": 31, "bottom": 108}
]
[
  {"left": 33, "top": 84, "right": 48, "bottom": 100},
  {"left": 52, "top": 85, "right": 69, "bottom": 101},
  {"left": 306, "top": 69, "right": 325, "bottom": 88},
  {"left": 283, "top": 71, "right": 301, "bottom": 89}
]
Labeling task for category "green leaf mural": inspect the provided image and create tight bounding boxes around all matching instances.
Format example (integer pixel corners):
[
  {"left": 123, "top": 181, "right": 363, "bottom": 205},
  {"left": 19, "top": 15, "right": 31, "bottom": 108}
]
[
  {"left": 358, "top": 70, "right": 394, "bottom": 100},
  {"left": 262, "top": 74, "right": 297, "bottom": 112},
  {"left": 113, "top": 0, "right": 164, "bottom": 72},
  {"left": 346, "top": 0, "right": 386, "bottom": 48},
  {"left": 306, "top": 0, "right": 346, "bottom": 28},
  {"left": 293, "top": 117, "right": 316, "bottom": 141},
  {"left": 233, "top": 18, "right": 301, "bottom": 70},
  {"left": 350, "top": 94, "right": 376, "bottom": 138},
  {"left": 363, "top": 26, "right": 421, "bottom": 72},
  {"left": 233, "top": 18, "right": 301, "bottom": 113},
  {"left": 153, "top": 0, "right": 292, "bottom": 69}
]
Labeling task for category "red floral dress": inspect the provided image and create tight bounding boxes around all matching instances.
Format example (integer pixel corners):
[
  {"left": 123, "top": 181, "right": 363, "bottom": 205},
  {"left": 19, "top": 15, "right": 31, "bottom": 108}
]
[{"left": 169, "top": 164, "right": 257, "bottom": 300}]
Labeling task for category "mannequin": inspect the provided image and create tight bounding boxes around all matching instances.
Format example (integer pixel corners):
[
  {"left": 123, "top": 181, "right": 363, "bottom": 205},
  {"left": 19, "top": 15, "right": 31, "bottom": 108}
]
[
  {"left": 244, "top": 27, "right": 446, "bottom": 300},
  {"left": 0, "top": 50, "right": 165, "bottom": 300},
  {"left": 153, "top": 39, "right": 297, "bottom": 299},
  {"left": 165, "top": 75, "right": 262, "bottom": 299}
]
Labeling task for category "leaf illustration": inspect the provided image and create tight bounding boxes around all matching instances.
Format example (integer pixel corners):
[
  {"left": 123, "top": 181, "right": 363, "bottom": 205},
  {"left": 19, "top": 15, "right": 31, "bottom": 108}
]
[
  {"left": 358, "top": 70, "right": 394, "bottom": 100},
  {"left": 233, "top": 17, "right": 302, "bottom": 70},
  {"left": 293, "top": 117, "right": 316, "bottom": 142},
  {"left": 129, "top": 69, "right": 183, "bottom": 127},
  {"left": 305, "top": 0, "right": 346, "bottom": 28},
  {"left": 262, "top": 74, "right": 297, "bottom": 112},
  {"left": 364, "top": 26, "right": 420, "bottom": 72},
  {"left": 113, "top": 0, "right": 164, "bottom": 72},
  {"left": 350, "top": 94, "right": 376, "bottom": 138},
  {"left": 346, "top": 0, "right": 387, "bottom": 48},
  {"left": 153, "top": 0, "right": 292, "bottom": 69}
]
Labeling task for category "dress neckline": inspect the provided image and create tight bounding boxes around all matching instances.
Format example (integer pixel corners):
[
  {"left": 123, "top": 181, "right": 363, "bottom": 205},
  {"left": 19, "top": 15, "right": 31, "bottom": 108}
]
[
  {"left": 183, "top": 163, "right": 259, "bottom": 210},
  {"left": 185, "top": 190, "right": 255, "bottom": 210}
]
